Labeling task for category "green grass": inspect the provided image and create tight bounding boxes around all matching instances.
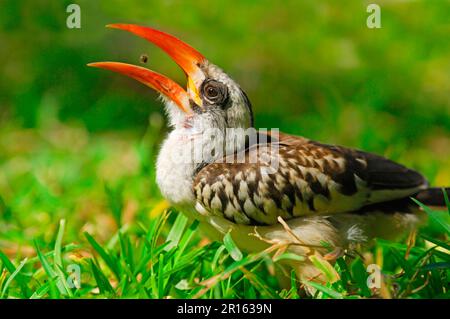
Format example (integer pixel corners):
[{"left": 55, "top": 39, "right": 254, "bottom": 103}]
[
  {"left": 1, "top": 199, "right": 449, "bottom": 299},
  {"left": 0, "top": 121, "right": 448, "bottom": 299}
]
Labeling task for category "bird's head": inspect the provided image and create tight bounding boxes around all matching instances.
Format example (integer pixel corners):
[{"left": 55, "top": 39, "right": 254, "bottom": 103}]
[{"left": 88, "top": 24, "right": 253, "bottom": 134}]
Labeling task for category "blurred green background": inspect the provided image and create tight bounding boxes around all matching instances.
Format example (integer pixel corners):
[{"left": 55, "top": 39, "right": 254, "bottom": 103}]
[{"left": 0, "top": 0, "right": 449, "bottom": 253}]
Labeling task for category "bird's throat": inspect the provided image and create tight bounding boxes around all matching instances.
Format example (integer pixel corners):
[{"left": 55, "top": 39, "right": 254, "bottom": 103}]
[{"left": 156, "top": 127, "right": 248, "bottom": 205}]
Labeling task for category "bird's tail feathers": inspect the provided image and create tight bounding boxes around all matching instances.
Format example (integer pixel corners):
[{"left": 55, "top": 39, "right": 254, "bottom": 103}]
[{"left": 414, "top": 187, "right": 450, "bottom": 208}]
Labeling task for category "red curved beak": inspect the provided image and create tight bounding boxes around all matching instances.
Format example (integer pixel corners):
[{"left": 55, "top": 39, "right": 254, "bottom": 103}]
[
  {"left": 88, "top": 61, "right": 191, "bottom": 113},
  {"left": 88, "top": 24, "right": 206, "bottom": 113}
]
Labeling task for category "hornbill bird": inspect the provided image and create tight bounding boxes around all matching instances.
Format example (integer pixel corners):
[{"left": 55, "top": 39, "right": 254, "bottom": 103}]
[{"left": 89, "top": 24, "right": 449, "bottom": 287}]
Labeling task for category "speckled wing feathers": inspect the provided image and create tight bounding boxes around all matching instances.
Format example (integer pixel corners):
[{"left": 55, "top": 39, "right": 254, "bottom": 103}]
[{"left": 193, "top": 133, "right": 428, "bottom": 225}]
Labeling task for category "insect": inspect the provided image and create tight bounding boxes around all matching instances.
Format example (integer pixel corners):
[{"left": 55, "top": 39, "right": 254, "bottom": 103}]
[{"left": 139, "top": 54, "right": 148, "bottom": 64}]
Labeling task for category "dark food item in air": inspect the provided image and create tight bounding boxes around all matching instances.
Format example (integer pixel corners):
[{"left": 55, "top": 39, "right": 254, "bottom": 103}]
[{"left": 140, "top": 54, "right": 148, "bottom": 64}]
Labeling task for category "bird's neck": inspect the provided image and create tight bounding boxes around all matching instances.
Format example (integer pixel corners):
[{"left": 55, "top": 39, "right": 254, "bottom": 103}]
[{"left": 156, "top": 127, "right": 247, "bottom": 205}]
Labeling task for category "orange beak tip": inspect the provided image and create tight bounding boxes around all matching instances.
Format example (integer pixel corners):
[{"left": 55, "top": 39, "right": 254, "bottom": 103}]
[
  {"left": 106, "top": 23, "right": 128, "bottom": 30},
  {"left": 87, "top": 62, "right": 105, "bottom": 69}
]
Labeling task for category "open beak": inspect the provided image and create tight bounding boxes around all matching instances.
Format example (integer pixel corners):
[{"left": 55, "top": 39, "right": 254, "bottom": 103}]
[{"left": 88, "top": 24, "right": 206, "bottom": 113}]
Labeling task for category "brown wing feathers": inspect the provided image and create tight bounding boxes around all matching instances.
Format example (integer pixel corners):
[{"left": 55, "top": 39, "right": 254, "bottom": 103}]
[
  {"left": 309, "top": 142, "right": 428, "bottom": 191},
  {"left": 193, "top": 133, "right": 428, "bottom": 225}
]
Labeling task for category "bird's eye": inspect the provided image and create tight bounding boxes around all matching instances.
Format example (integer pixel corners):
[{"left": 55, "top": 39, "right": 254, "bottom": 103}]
[
  {"left": 206, "top": 86, "right": 219, "bottom": 98},
  {"left": 201, "top": 80, "right": 228, "bottom": 105}
]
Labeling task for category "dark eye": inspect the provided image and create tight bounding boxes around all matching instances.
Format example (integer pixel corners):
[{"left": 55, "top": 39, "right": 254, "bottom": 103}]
[{"left": 201, "top": 80, "right": 228, "bottom": 105}]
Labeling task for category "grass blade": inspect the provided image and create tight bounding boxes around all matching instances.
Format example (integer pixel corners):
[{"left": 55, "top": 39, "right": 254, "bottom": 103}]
[
  {"left": 84, "top": 232, "right": 121, "bottom": 281},
  {"left": 274, "top": 252, "right": 305, "bottom": 263},
  {"left": 35, "top": 241, "right": 56, "bottom": 278},
  {"left": 420, "top": 233, "right": 450, "bottom": 252},
  {"left": 412, "top": 198, "right": 450, "bottom": 235},
  {"left": 175, "top": 220, "right": 199, "bottom": 260},
  {"left": 53, "top": 219, "right": 73, "bottom": 297},
  {"left": 157, "top": 254, "right": 166, "bottom": 298},
  {"left": 30, "top": 284, "right": 50, "bottom": 299},
  {"left": 165, "top": 213, "right": 188, "bottom": 251},
  {"left": 303, "top": 281, "right": 344, "bottom": 299},
  {"left": 54, "top": 219, "right": 65, "bottom": 267},
  {"left": 1, "top": 258, "right": 27, "bottom": 298},
  {"left": 224, "top": 232, "right": 243, "bottom": 261},
  {"left": 90, "top": 260, "right": 115, "bottom": 296},
  {"left": 0, "top": 250, "right": 30, "bottom": 297},
  {"left": 308, "top": 252, "right": 339, "bottom": 283}
]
